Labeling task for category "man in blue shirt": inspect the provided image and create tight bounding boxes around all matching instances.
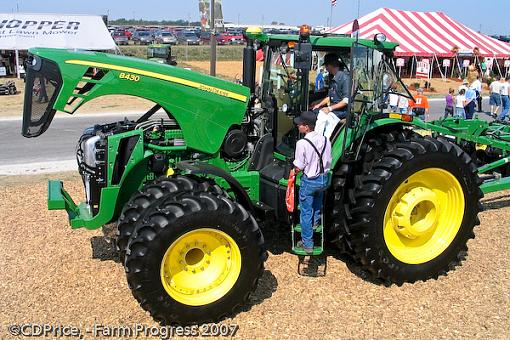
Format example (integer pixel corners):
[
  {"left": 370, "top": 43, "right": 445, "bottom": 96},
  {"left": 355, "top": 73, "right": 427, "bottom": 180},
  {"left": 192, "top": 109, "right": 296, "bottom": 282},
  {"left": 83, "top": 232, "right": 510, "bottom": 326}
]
[
  {"left": 315, "top": 67, "right": 325, "bottom": 92},
  {"left": 312, "top": 53, "right": 351, "bottom": 119}
]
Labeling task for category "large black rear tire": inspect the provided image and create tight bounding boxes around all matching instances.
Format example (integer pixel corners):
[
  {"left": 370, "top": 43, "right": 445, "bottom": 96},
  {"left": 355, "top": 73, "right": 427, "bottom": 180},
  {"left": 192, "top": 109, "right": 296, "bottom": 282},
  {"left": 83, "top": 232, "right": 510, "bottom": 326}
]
[
  {"left": 331, "top": 132, "right": 482, "bottom": 285},
  {"left": 125, "top": 189, "right": 266, "bottom": 325}
]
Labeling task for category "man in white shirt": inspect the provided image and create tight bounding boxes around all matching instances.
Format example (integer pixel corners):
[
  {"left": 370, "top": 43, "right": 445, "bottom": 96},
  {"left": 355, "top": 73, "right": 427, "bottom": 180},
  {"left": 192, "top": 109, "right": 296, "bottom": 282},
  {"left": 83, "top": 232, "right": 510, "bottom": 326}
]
[
  {"left": 293, "top": 111, "right": 332, "bottom": 253},
  {"left": 497, "top": 76, "right": 510, "bottom": 122},
  {"left": 490, "top": 75, "right": 502, "bottom": 117},
  {"left": 470, "top": 76, "right": 483, "bottom": 112}
]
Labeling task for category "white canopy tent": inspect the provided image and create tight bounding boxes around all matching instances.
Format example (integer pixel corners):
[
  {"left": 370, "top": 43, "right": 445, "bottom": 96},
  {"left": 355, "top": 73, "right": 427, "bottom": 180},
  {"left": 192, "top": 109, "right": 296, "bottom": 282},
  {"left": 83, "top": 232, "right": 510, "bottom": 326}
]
[{"left": 0, "top": 13, "right": 116, "bottom": 78}]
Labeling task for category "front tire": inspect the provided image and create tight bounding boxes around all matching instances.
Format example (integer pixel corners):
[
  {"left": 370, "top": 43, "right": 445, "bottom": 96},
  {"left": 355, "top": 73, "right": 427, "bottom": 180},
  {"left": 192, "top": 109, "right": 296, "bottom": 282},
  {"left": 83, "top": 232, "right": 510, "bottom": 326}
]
[
  {"left": 116, "top": 176, "right": 225, "bottom": 263},
  {"left": 125, "top": 190, "right": 266, "bottom": 325},
  {"left": 345, "top": 135, "right": 482, "bottom": 285}
]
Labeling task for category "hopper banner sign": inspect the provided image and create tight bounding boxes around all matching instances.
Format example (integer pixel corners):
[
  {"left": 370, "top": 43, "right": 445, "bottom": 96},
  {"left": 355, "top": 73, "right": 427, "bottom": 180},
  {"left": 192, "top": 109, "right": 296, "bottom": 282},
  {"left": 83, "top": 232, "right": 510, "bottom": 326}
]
[
  {"left": 0, "top": 13, "right": 115, "bottom": 50},
  {"left": 396, "top": 58, "right": 405, "bottom": 67},
  {"left": 442, "top": 59, "right": 451, "bottom": 67},
  {"left": 463, "top": 59, "right": 470, "bottom": 67},
  {"left": 504, "top": 60, "right": 510, "bottom": 68},
  {"left": 416, "top": 61, "right": 430, "bottom": 79}
]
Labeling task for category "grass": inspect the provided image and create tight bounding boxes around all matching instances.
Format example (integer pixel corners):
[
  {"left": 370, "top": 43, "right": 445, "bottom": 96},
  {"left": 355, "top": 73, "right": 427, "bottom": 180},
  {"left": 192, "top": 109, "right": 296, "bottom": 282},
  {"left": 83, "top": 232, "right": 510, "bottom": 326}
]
[{"left": 119, "top": 45, "right": 244, "bottom": 62}]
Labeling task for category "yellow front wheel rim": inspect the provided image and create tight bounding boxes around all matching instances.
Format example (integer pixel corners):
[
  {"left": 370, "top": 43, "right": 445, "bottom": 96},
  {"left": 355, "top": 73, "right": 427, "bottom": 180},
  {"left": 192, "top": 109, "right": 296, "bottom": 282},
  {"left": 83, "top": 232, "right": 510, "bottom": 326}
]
[
  {"left": 160, "top": 228, "right": 242, "bottom": 306},
  {"left": 383, "top": 168, "right": 465, "bottom": 264}
]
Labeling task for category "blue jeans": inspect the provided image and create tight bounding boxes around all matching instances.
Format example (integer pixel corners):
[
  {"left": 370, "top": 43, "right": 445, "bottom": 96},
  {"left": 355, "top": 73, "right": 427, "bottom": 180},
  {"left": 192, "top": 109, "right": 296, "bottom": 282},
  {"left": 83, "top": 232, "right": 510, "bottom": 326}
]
[
  {"left": 465, "top": 101, "right": 476, "bottom": 119},
  {"left": 498, "top": 95, "right": 510, "bottom": 121},
  {"left": 299, "top": 174, "right": 329, "bottom": 248},
  {"left": 456, "top": 107, "right": 466, "bottom": 119}
]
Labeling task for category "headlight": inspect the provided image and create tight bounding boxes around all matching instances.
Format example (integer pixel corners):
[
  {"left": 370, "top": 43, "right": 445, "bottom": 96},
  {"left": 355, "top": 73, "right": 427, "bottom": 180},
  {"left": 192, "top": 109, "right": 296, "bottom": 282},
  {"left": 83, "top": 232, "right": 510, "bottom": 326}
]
[{"left": 374, "top": 33, "right": 387, "bottom": 43}]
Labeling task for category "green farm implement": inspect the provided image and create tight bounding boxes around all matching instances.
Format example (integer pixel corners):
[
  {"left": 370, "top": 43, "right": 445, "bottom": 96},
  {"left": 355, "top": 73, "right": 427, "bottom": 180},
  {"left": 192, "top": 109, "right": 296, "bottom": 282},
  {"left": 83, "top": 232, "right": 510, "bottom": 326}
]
[{"left": 21, "top": 25, "right": 510, "bottom": 325}]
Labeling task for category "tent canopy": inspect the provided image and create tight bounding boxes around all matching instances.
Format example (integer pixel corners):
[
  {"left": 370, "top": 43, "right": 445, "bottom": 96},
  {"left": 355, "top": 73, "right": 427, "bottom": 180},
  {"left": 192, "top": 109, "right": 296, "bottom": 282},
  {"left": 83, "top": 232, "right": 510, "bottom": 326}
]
[
  {"left": 327, "top": 8, "right": 510, "bottom": 58},
  {"left": 0, "top": 13, "right": 115, "bottom": 50}
]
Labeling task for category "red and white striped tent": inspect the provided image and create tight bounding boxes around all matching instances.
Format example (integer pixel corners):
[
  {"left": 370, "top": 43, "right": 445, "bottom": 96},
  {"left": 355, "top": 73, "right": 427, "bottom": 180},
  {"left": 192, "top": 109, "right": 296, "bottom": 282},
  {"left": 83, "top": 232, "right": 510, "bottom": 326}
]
[{"left": 326, "top": 8, "right": 510, "bottom": 58}]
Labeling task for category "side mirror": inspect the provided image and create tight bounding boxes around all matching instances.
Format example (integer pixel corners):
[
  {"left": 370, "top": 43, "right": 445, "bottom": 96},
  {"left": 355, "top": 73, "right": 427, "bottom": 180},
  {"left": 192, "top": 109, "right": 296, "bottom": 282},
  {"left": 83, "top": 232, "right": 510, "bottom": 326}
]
[
  {"left": 382, "top": 72, "right": 395, "bottom": 92},
  {"left": 294, "top": 42, "right": 312, "bottom": 71}
]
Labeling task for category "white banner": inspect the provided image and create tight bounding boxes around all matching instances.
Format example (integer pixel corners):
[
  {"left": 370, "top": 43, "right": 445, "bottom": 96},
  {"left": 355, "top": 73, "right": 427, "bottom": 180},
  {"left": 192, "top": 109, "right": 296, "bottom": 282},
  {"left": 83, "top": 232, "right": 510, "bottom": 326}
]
[
  {"left": 416, "top": 61, "right": 430, "bottom": 79},
  {"left": 396, "top": 58, "right": 405, "bottom": 67},
  {"left": 0, "top": 13, "right": 115, "bottom": 50},
  {"left": 442, "top": 59, "right": 451, "bottom": 67},
  {"left": 463, "top": 59, "right": 470, "bottom": 67},
  {"left": 505, "top": 60, "right": 510, "bottom": 68}
]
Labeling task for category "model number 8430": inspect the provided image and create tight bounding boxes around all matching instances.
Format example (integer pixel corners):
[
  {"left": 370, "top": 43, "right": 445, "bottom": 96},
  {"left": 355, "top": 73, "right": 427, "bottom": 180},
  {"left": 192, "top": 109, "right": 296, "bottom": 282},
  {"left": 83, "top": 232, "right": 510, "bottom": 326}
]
[{"left": 119, "top": 72, "right": 140, "bottom": 82}]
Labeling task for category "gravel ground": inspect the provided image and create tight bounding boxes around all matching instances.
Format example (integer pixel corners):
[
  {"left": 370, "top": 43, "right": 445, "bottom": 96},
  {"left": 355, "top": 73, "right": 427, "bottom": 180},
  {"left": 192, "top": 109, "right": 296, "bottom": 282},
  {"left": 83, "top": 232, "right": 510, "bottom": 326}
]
[{"left": 1, "top": 174, "right": 509, "bottom": 339}]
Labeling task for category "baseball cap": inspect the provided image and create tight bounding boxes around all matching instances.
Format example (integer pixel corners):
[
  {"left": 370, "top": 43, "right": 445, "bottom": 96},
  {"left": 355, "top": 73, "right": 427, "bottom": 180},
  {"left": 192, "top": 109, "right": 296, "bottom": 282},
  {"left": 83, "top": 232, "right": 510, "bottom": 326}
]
[
  {"left": 293, "top": 111, "right": 317, "bottom": 127},
  {"left": 321, "top": 53, "right": 340, "bottom": 66}
]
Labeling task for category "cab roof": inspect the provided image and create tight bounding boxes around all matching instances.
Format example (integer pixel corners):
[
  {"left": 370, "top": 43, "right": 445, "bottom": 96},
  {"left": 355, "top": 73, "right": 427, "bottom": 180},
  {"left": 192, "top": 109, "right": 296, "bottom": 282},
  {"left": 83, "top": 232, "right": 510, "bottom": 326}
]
[{"left": 264, "top": 33, "right": 398, "bottom": 51}]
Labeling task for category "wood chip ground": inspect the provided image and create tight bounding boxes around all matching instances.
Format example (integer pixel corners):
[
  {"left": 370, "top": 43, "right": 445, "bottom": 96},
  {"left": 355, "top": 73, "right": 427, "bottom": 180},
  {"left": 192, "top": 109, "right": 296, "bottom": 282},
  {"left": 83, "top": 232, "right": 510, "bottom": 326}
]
[{"left": 0, "top": 174, "right": 509, "bottom": 339}]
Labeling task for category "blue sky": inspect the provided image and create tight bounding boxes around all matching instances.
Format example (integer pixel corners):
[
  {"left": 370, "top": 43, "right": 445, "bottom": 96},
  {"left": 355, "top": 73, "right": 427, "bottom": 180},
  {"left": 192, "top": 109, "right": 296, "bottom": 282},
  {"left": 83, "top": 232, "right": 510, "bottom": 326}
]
[{"left": 1, "top": 0, "right": 509, "bottom": 35}]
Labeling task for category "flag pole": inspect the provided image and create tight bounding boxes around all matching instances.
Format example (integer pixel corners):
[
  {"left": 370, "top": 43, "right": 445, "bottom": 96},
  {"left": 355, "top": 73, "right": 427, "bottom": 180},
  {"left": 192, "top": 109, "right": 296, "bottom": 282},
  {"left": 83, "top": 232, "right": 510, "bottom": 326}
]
[{"left": 329, "top": 4, "right": 333, "bottom": 29}]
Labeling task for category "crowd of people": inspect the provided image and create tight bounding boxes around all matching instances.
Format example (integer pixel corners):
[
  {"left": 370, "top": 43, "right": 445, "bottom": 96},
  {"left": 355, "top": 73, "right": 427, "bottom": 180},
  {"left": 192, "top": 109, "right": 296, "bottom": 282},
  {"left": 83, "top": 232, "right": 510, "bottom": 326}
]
[
  {"left": 386, "top": 73, "right": 510, "bottom": 123},
  {"left": 489, "top": 75, "right": 510, "bottom": 122}
]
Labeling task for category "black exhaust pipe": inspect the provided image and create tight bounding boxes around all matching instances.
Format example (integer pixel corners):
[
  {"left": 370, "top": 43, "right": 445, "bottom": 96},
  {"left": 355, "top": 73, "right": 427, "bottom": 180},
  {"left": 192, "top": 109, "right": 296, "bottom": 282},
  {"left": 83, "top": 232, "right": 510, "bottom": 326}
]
[{"left": 242, "top": 36, "right": 256, "bottom": 93}]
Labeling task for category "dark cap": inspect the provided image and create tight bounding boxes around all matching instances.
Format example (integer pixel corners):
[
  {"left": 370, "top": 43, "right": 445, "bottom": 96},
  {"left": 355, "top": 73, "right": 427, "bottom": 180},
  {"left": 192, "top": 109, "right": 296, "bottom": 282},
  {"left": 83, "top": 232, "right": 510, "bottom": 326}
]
[
  {"left": 293, "top": 111, "right": 317, "bottom": 127},
  {"left": 322, "top": 53, "right": 340, "bottom": 66}
]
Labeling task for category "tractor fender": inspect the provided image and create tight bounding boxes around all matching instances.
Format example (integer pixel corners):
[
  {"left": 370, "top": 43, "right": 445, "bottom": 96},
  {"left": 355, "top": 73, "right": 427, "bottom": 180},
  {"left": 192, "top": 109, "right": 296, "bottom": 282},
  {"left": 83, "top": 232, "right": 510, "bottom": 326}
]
[{"left": 176, "top": 160, "right": 256, "bottom": 214}]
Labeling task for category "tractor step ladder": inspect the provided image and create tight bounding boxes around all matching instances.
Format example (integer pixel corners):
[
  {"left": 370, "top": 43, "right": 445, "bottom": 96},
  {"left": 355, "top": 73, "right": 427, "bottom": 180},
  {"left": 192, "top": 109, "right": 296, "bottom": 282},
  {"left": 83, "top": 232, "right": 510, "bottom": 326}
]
[{"left": 291, "top": 222, "right": 324, "bottom": 255}]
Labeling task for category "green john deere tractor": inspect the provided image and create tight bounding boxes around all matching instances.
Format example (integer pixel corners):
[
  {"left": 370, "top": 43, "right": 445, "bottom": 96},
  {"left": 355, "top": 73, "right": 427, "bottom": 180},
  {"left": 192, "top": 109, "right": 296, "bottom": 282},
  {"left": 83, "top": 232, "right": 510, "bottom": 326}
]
[
  {"left": 22, "top": 26, "right": 483, "bottom": 325},
  {"left": 147, "top": 43, "right": 177, "bottom": 66}
]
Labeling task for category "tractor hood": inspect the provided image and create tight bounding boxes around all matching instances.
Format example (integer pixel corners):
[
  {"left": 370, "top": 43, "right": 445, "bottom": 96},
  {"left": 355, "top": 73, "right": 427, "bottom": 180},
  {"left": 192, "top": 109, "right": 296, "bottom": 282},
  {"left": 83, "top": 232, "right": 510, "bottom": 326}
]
[{"left": 22, "top": 48, "right": 250, "bottom": 154}]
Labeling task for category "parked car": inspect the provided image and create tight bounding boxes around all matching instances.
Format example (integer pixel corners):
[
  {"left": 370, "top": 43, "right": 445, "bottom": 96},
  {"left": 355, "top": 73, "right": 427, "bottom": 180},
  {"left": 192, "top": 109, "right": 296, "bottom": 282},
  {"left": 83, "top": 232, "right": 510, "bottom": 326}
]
[
  {"left": 132, "top": 30, "right": 153, "bottom": 45},
  {"left": 200, "top": 31, "right": 220, "bottom": 45},
  {"left": 222, "top": 32, "right": 245, "bottom": 45},
  {"left": 216, "top": 34, "right": 230, "bottom": 45},
  {"left": 177, "top": 31, "right": 200, "bottom": 45},
  {"left": 112, "top": 31, "right": 129, "bottom": 45},
  {"left": 155, "top": 31, "right": 177, "bottom": 45}
]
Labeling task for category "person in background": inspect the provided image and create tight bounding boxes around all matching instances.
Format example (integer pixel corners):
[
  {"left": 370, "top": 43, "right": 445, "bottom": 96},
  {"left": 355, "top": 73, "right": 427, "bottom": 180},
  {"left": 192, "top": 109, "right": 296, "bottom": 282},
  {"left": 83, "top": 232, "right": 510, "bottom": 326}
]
[
  {"left": 315, "top": 67, "right": 325, "bottom": 92},
  {"left": 408, "top": 88, "right": 429, "bottom": 120},
  {"left": 388, "top": 84, "right": 399, "bottom": 113},
  {"left": 456, "top": 88, "right": 467, "bottom": 119},
  {"left": 497, "top": 76, "right": 510, "bottom": 122},
  {"left": 481, "top": 59, "right": 487, "bottom": 80},
  {"left": 471, "top": 75, "right": 483, "bottom": 112},
  {"left": 292, "top": 111, "right": 332, "bottom": 254},
  {"left": 464, "top": 85, "right": 477, "bottom": 119},
  {"left": 459, "top": 79, "right": 469, "bottom": 93},
  {"left": 490, "top": 75, "right": 502, "bottom": 118},
  {"left": 444, "top": 88, "right": 455, "bottom": 118},
  {"left": 397, "top": 94, "right": 409, "bottom": 114},
  {"left": 312, "top": 53, "right": 350, "bottom": 119}
]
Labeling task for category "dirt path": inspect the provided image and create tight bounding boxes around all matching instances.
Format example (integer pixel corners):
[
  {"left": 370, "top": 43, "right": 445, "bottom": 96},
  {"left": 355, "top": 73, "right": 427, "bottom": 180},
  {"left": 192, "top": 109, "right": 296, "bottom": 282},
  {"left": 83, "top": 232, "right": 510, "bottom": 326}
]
[{"left": 0, "top": 175, "right": 509, "bottom": 339}]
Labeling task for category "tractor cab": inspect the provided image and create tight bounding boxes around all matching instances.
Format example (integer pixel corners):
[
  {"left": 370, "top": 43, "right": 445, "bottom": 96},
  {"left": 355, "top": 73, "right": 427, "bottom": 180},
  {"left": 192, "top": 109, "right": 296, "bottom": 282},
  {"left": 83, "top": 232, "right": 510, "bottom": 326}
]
[
  {"left": 246, "top": 27, "right": 410, "bottom": 156},
  {"left": 244, "top": 26, "right": 415, "bottom": 255},
  {"left": 147, "top": 44, "right": 177, "bottom": 66}
]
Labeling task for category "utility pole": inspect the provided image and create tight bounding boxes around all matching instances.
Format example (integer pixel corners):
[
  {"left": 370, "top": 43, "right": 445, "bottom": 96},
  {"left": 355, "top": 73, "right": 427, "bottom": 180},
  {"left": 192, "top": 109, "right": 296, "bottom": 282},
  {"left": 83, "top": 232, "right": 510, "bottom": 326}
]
[{"left": 210, "top": 0, "right": 217, "bottom": 76}]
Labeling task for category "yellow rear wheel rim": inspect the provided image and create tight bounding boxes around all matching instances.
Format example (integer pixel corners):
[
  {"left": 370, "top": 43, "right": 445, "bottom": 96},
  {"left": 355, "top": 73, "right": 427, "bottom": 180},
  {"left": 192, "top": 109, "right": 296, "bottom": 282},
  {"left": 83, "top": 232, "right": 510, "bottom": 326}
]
[
  {"left": 160, "top": 228, "right": 241, "bottom": 306},
  {"left": 383, "top": 168, "right": 465, "bottom": 264}
]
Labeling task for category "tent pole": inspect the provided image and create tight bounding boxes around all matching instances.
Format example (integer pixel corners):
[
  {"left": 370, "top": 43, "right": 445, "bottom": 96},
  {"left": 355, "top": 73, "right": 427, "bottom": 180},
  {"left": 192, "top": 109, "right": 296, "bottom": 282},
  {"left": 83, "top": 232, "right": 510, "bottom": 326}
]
[
  {"left": 495, "top": 56, "right": 503, "bottom": 78},
  {"left": 429, "top": 56, "right": 433, "bottom": 79},
  {"left": 15, "top": 49, "right": 20, "bottom": 79},
  {"left": 455, "top": 55, "right": 462, "bottom": 79},
  {"left": 434, "top": 54, "right": 445, "bottom": 81},
  {"left": 410, "top": 55, "right": 416, "bottom": 79}
]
